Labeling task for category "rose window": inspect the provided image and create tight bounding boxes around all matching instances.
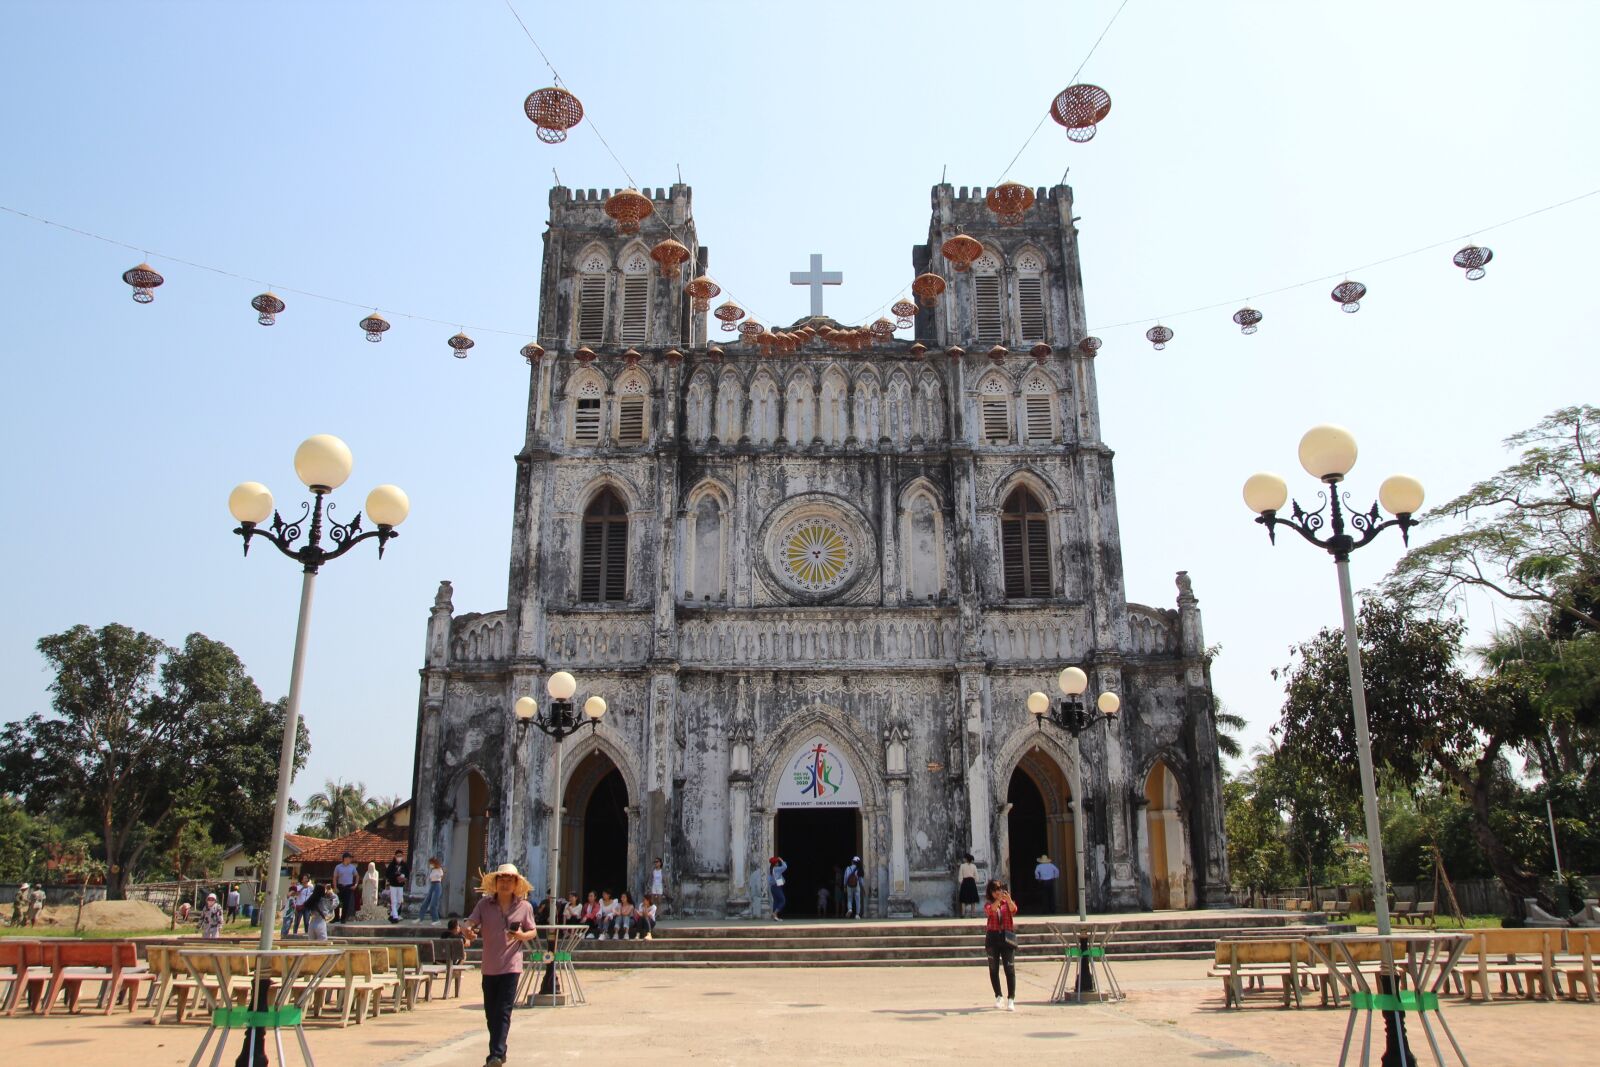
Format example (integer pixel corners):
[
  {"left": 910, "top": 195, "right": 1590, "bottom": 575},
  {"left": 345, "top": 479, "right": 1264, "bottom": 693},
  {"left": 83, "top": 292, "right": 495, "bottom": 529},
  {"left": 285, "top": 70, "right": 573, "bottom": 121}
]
[{"left": 777, "top": 517, "right": 856, "bottom": 593}]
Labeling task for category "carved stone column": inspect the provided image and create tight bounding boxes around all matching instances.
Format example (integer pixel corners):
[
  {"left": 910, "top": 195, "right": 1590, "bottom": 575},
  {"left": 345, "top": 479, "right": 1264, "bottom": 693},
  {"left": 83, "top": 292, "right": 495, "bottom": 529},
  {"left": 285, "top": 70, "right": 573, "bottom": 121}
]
[
  {"left": 408, "top": 582, "right": 455, "bottom": 894},
  {"left": 1094, "top": 660, "right": 1139, "bottom": 908},
  {"left": 960, "top": 670, "right": 993, "bottom": 878},
  {"left": 727, "top": 701, "right": 754, "bottom": 916},
  {"left": 884, "top": 719, "right": 912, "bottom": 917}
]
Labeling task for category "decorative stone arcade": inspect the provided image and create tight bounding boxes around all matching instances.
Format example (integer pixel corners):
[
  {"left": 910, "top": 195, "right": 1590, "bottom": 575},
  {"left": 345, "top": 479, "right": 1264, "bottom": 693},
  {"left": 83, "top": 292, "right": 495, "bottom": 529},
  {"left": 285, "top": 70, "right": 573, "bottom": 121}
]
[{"left": 406, "top": 182, "right": 1230, "bottom": 917}]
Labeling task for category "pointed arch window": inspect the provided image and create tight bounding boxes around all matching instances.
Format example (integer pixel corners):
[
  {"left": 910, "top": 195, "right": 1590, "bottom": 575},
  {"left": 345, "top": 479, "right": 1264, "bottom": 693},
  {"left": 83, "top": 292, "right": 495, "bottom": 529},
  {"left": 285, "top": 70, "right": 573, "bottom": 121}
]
[
  {"left": 619, "top": 250, "right": 651, "bottom": 345},
  {"left": 572, "top": 376, "right": 604, "bottom": 444},
  {"left": 615, "top": 372, "right": 649, "bottom": 444},
  {"left": 979, "top": 375, "right": 1012, "bottom": 444},
  {"left": 1023, "top": 376, "right": 1055, "bottom": 444},
  {"left": 580, "top": 488, "right": 629, "bottom": 603},
  {"left": 972, "top": 251, "right": 1003, "bottom": 344},
  {"left": 1015, "top": 249, "right": 1047, "bottom": 343},
  {"left": 1001, "top": 487, "right": 1051, "bottom": 598},
  {"left": 576, "top": 249, "right": 610, "bottom": 345}
]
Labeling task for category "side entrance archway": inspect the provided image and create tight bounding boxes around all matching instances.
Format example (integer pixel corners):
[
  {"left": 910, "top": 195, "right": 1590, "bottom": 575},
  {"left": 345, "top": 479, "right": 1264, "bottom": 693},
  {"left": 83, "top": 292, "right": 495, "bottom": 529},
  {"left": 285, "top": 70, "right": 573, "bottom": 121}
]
[
  {"left": 1144, "top": 760, "right": 1194, "bottom": 909},
  {"left": 447, "top": 770, "right": 489, "bottom": 916},
  {"left": 1004, "top": 747, "right": 1075, "bottom": 915},
  {"left": 561, "top": 751, "right": 631, "bottom": 901}
]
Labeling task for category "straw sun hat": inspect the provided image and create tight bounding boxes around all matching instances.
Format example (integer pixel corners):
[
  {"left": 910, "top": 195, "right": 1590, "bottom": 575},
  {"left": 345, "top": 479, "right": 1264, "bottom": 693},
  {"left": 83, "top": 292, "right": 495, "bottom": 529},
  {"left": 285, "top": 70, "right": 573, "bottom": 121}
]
[
  {"left": 1036, "top": 854, "right": 1052, "bottom": 864},
  {"left": 478, "top": 863, "right": 533, "bottom": 897}
]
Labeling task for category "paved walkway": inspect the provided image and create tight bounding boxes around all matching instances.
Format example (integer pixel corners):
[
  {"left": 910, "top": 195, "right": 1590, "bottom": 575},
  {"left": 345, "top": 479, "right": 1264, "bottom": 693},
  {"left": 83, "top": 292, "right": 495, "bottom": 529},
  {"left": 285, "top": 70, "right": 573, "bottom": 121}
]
[{"left": 6, "top": 959, "right": 1598, "bottom": 1065}]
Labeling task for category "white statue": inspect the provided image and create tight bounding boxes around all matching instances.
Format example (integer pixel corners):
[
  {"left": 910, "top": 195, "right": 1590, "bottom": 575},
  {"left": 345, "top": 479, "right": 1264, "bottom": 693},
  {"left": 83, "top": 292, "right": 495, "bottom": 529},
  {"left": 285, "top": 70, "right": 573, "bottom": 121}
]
[{"left": 356, "top": 862, "right": 386, "bottom": 922}]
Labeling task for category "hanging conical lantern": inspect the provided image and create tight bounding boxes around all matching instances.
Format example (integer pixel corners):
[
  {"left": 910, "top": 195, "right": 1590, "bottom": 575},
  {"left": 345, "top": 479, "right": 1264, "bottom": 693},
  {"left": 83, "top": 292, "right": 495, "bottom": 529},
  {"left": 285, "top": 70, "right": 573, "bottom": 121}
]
[
  {"left": 1232, "top": 307, "right": 1263, "bottom": 334},
  {"left": 986, "top": 182, "right": 1035, "bottom": 227},
  {"left": 447, "top": 331, "right": 475, "bottom": 359},
  {"left": 523, "top": 86, "right": 584, "bottom": 143},
  {"left": 946, "top": 345, "right": 966, "bottom": 361},
  {"left": 909, "top": 342, "right": 927, "bottom": 359},
  {"left": 713, "top": 301, "right": 745, "bottom": 332},
  {"left": 686, "top": 274, "right": 721, "bottom": 312},
  {"left": 912, "top": 272, "right": 947, "bottom": 306},
  {"left": 1331, "top": 281, "right": 1366, "bottom": 313},
  {"left": 359, "top": 312, "right": 390, "bottom": 342},
  {"left": 122, "top": 262, "right": 164, "bottom": 303},
  {"left": 623, "top": 347, "right": 642, "bottom": 365},
  {"left": 940, "top": 235, "right": 983, "bottom": 272},
  {"left": 574, "top": 346, "right": 597, "bottom": 363},
  {"left": 1077, "top": 336, "right": 1102, "bottom": 356},
  {"left": 708, "top": 345, "right": 725, "bottom": 362},
  {"left": 1031, "top": 343, "right": 1053, "bottom": 363},
  {"left": 251, "top": 291, "right": 285, "bottom": 326},
  {"left": 739, "top": 320, "right": 763, "bottom": 345},
  {"left": 988, "top": 345, "right": 1009, "bottom": 364},
  {"left": 1452, "top": 245, "right": 1493, "bottom": 281},
  {"left": 1050, "top": 84, "right": 1113, "bottom": 142},
  {"left": 870, "top": 317, "right": 896, "bottom": 343},
  {"left": 663, "top": 347, "right": 684, "bottom": 364},
  {"left": 650, "top": 238, "right": 691, "bottom": 278},
  {"left": 521, "top": 341, "right": 545, "bottom": 365},
  {"left": 891, "top": 300, "right": 918, "bottom": 329},
  {"left": 604, "top": 188, "right": 654, "bottom": 235},
  {"left": 1145, "top": 325, "right": 1173, "bottom": 351}
]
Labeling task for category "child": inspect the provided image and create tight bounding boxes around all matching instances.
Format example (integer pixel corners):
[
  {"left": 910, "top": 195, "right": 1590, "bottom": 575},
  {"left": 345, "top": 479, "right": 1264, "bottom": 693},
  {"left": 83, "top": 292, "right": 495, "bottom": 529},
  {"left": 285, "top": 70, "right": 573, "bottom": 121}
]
[{"left": 816, "top": 884, "right": 831, "bottom": 916}]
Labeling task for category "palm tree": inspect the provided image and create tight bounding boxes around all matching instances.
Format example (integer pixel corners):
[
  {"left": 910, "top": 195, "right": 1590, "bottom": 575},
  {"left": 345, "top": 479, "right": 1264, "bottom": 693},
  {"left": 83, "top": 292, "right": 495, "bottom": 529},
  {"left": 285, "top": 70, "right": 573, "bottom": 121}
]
[
  {"left": 302, "top": 779, "right": 373, "bottom": 839},
  {"left": 1214, "top": 699, "right": 1249, "bottom": 761}
]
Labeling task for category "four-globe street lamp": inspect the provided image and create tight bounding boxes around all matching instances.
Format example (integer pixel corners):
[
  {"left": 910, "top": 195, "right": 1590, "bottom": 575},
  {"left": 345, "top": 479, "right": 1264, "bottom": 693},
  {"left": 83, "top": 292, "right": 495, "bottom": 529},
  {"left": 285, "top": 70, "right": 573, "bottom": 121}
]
[
  {"left": 514, "top": 670, "right": 606, "bottom": 1003},
  {"left": 229, "top": 434, "right": 409, "bottom": 953},
  {"left": 1245, "top": 424, "right": 1423, "bottom": 1065}
]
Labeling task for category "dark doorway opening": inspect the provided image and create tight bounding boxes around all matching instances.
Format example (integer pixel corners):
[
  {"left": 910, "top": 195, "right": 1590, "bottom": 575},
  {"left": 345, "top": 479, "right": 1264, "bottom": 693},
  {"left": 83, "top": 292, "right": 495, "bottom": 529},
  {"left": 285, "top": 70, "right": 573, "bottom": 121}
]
[
  {"left": 1007, "top": 769, "right": 1051, "bottom": 914},
  {"left": 579, "top": 767, "right": 629, "bottom": 899},
  {"left": 774, "top": 808, "right": 859, "bottom": 918}
]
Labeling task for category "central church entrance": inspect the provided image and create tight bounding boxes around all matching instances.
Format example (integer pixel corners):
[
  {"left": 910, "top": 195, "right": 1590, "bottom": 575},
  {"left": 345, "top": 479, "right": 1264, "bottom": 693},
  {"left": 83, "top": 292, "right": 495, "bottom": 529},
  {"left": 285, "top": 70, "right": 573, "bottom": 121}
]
[
  {"left": 560, "top": 752, "right": 629, "bottom": 900},
  {"left": 1006, "top": 748, "right": 1075, "bottom": 915},
  {"left": 774, "top": 808, "right": 860, "bottom": 917}
]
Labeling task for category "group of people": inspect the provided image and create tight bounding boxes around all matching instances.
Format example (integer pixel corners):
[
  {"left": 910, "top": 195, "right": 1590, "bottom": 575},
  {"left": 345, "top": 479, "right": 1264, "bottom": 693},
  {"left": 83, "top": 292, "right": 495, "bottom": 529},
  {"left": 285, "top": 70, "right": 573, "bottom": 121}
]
[
  {"left": 8, "top": 882, "right": 47, "bottom": 927},
  {"left": 540, "top": 856, "right": 668, "bottom": 940},
  {"left": 766, "top": 854, "right": 866, "bottom": 921}
]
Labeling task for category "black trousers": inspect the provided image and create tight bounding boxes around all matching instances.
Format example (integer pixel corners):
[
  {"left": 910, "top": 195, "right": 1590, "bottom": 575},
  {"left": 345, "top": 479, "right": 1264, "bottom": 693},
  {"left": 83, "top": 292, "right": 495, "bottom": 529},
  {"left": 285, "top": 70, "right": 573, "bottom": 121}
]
[
  {"left": 985, "top": 930, "right": 1017, "bottom": 998},
  {"left": 336, "top": 886, "right": 355, "bottom": 923},
  {"left": 482, "top": 972, "right": 518, "bottom": 1060}
]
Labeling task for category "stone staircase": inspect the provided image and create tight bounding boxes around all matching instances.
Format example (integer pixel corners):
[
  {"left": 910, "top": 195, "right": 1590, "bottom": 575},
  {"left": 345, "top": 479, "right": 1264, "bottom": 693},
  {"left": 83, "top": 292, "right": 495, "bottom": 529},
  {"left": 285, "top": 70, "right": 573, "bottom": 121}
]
[{"left": 448, "top": 910, "right": 1351, "bottom": 970}]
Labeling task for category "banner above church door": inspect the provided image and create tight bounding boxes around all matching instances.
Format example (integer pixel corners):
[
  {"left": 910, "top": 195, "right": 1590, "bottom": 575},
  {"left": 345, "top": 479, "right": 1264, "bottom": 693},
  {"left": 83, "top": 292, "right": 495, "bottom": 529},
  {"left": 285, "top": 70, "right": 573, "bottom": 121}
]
[{"left": 775, "top": 736, "right": 862, "bottom": 808}]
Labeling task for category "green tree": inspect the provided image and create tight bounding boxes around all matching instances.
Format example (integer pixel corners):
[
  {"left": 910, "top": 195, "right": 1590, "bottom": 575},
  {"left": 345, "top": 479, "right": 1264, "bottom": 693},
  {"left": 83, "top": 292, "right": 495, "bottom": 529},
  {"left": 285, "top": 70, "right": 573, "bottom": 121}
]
[
  {"left": 1223, "top": 759, "right": 1294, "bottom": 903},
  {"left": 1214, "top": 700, "right": 1249, "bottom": 761},
  {"left": 300, "top": 779, "right": 376, "bottom": 839},
  {"left": 0, "top": 624, "right": 307, "bottom": 898},
  {"left": 1249, "top": 744, "right": 1361, "bottom": 896},
  {"left": 1388, "top": 405, "right": 1600, "bottom": 633}
]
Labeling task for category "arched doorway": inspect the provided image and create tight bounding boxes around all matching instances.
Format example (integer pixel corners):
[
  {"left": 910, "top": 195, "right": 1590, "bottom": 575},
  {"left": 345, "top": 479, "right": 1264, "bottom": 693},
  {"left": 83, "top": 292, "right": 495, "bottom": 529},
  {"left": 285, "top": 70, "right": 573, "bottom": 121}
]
[
  {"left": 1145, "top": 761, "right": 1194, "bottom": 910},
  {"left": 447, "top": 770, "right": 489, "bottom": 916},
  {"left": 561, "top": 752, "right": 630, "bottom": 901},
  {"left": 1005, "top": 748, "right": 1074, "bottom": 915}
]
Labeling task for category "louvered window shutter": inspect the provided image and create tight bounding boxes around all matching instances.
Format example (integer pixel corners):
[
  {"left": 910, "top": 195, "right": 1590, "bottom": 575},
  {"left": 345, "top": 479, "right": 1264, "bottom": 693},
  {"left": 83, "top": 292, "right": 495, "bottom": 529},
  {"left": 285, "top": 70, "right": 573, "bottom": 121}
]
[
  {"left": 577, "top": 274, "right": 607, "bottom": 344},
  {"left": 1001, "top": 516, "right": 1025, "bottom": 598},
  {"left": 617, "top": 396, "right": 645, "bottom": 443},
  {"left": 1002, "top": 489, "right": 1051, "bottom": 599},
  {"left": 973, "top": 275, "right": 1003, "bottom": 343},
  {"left": 1024, "top": 395, "right": 1053, "bottom": 443},
  {"left": 580, "top": 490, "right": 628, "bottom": 603},
  {"left": 1024, "top": 515, "right": 1050, "bottom": 596},
  {"left": 574, "top": 398, "right": 602, "bottom": 443},
  {"left": 1017, "top": 276, "right": 1045, "bottom": 342},
  {"left": 620, "top": 276, "right": 649, "bottom": 344},
  {"left": 603, "top": 522, "right": 628, "bottom": 601},
  {"left": 981, "top": 397, "right": 1011, "bottom": 444}
]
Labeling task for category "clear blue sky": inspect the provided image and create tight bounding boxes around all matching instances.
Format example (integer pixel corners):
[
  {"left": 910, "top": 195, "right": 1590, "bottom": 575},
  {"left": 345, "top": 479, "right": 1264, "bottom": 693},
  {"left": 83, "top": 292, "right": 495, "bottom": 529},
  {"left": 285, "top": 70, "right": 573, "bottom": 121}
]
[{"left": 2, "top": 1, "right": 1595, "bottom": 810}]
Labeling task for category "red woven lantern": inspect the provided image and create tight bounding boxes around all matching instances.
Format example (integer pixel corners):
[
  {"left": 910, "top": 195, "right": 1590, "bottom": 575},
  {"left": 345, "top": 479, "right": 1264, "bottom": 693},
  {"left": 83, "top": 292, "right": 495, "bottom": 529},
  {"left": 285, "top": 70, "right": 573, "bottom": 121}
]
[
  {"left": 713, "top": 301, "right": 745, "bottom": 332},
  {"left": 988, "top": 345, "right": 1009, "bottom": 364},
  {"left": 1452, "top": 245, "right": 1493, "bottom": 281},
  {"left": 575, "top": 346, "right": 597, "bottom": 363},
  {"left": 686, "top": 275, "right": 721, "bottom": 312},
  {"left": 739, "top": 320, "right": 763, "bottom": 345},
  {"left": 891, "top": 300, "right": 918, "bottom": 329},
  {"left": 650, "top": 238, "right": 691, "bottom": 278},
  {"left": 251, "top": 291, "right": 285, "bottom": 326},
  {"left": 870, "top": 317, "right": 896, "bottom": 342},
  {"left": 1232, "top": 307, "right": 1263, "bottom": 334},
  {"left": 941, "top": 235, "right": 983, "bottom": 272},
  {"left": 447, "top": 331, "right": 475, "bottom": 359},
  {"left": 523, "top": 87, "right": 584, "bottom": 143},
  {"left": 122, "top": 262, "right": 163, "bottom": 303},
  {"left": 604, "top": 189, "right": 654, "bottom": 235},
  {"left": 986, "top": 182, "right": 1035, "bottom": 227},
  {"left": 1077, "top": 336, "right": 1102, "bottom": 356},
  {"left": 521, "top": 341, "right": 545, "bottom": 365},
  {"left": 1050, "top": 84, "right": 1113, "bottom": 143},
  {"left": 359, "top": 312, "right": 390, "bottom": 343},
  {"left": 1145, "top": 325, "right": 1173, "bottom": 351},
  {"left": 1031, "top": 343, "right": 1053, "bottom": 364},
  {"left": 1331, "top": 281, "right": 1366, "bottom": 313},
  {"left": 912, "top": 272, "right": 947, "bottom": 307}
]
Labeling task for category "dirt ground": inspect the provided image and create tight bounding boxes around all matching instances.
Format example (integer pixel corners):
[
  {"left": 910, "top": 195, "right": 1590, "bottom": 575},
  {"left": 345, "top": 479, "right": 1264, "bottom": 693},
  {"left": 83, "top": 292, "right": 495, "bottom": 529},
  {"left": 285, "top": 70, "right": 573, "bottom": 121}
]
[
  {"left": 4, "top": 958, "right": 1598, "bottom": 1066},
  {"left": 14, "top": 899, "right": 172, "bottom": 931}
]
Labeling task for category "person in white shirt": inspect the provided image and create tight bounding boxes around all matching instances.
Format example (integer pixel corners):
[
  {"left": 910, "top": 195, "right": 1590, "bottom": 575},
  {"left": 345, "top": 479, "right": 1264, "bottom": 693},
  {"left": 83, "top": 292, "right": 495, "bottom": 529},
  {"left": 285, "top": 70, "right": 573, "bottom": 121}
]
[
  {"left": 1033, "top": 854, "right": 1061, "bottom": 914},
  {"left": 645, "top": 857, "right": 666, "bottom": 910},
  {"left": 598, "top": 890, "right": 621, "bottom": 939},
  {"left": 420, "top": 856, "right": 446, "bottom": 921},
  {"left": 634, "top": 895, "right": 658, "bottom": 939}
]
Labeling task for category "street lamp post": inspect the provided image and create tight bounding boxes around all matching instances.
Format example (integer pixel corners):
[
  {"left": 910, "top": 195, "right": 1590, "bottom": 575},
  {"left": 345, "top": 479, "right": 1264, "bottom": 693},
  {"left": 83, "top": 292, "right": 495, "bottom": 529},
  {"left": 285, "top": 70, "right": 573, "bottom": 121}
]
[
  {"left": 229, "top": 434, "right": 409, "bottom": 953},
  {"left": 1245, "top": 423, "right": 1424, "bottom": 1067},
  {"left": 1029, "top": 670, "right": 1120, "bottom": 996},
  {"left": 514, "top": 671, "right": 605, "bottom": 1004}
]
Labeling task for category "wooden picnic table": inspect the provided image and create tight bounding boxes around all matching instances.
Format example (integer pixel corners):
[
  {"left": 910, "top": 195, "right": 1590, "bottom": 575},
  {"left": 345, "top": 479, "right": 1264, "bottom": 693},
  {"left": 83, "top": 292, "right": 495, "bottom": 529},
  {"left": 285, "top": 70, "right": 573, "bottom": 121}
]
[{"left": 177, "top": 947, "right": 343, "bottom": 1067}]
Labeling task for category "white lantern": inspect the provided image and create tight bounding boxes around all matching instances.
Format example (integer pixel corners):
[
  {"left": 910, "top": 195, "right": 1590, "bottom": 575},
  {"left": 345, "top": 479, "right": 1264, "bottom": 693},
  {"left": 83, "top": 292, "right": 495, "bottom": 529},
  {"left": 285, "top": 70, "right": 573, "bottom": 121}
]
[
  {"left": 293, "top": 434, "right": 354, "bottom": 490},
  {"left": 1378, "top": 475, "right": 1425, "bottom": 517},
  {"left": 228, "top": 482, "right": 274, "bottom": 524},
  {"left": 1297, "top": 425, "right": 1358, "bottom": 482},
  {"left": 546, "top": 671, "right": 577, "bottom": 700},
  {"left": 1058, "top": 666, "right": 1088, "bottom": 696},
  {"left": 1242, "top": 473, "right": 1288, "bottom": 515}
]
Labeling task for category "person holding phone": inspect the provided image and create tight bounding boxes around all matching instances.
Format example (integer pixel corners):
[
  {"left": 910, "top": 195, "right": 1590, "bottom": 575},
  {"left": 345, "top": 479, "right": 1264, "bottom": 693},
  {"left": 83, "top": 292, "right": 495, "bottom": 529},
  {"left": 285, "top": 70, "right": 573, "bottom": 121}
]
[
  {"left": 983, "top": 878, "right": 1020, "bottom": 1011},
  {"left": 462, "top": 864, "right": 538, "bottom": 1067}
]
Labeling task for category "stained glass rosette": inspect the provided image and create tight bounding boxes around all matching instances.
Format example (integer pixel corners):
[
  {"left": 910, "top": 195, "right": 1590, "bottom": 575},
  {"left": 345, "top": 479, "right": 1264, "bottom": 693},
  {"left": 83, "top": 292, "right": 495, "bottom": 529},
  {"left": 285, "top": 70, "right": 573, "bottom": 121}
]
[{"left": 777, "top": 517, "right": 856, "bottom": 593}]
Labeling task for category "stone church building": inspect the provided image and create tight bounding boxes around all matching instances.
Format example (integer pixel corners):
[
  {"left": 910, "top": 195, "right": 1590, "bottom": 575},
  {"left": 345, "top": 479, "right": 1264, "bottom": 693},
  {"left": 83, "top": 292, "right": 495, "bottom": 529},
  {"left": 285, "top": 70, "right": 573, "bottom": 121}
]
[{"left": 406, "top": 182, "right": 1230, "bottom": 918}]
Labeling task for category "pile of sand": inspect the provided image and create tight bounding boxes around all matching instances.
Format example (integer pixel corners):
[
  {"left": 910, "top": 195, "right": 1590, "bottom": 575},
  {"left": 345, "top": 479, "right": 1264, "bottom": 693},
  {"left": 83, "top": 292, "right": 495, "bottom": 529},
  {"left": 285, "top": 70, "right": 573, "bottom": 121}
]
[{"left": 33, "top": 899, "right": 172, "bottom": 930}]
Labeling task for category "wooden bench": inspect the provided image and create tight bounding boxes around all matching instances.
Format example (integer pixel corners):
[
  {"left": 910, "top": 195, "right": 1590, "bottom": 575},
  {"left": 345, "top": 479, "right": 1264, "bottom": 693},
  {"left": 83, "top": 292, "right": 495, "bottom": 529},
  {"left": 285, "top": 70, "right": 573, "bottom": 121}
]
[
  {"left": 1208, "top": 938, "right": 1317, "bottom": 1008},
  {"left": 144, "top": 944, "right": 205, "bottom": 1025},
  {"left": 1398, "top": 901, "right": 1436, "bottom": 925},
  {"left": 0, "top": 941, "right": 51, "bottom": 1015},
  {"left": 311, "top": 947, "right": 401, "bottom": 1027},
  {"left": 36, "top": 941, "right": 152, "bottom": 1015},
  {"left": 1327, "top": 901, "right": 1353, "bottom": 918},
  {"left": 1556, "top": 930, "right": 1600, "bottom": 1003},
  {"left": 1457, "top": 928, "right": 1557, "bottom": 1001}
]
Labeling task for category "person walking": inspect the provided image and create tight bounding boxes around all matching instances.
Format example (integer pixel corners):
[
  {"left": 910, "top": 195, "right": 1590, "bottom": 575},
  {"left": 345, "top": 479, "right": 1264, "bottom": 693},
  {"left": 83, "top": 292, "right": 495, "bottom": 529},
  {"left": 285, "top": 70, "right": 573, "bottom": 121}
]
[
  {"left": 384, "top": 850, "right": 410, "bottom": 923},
  {"left": 462, "top": 863, "right": 538, "bottom": 1067},
  {"left": 305, "top": 881, "right": 335, "bottom": 941},
  {"left": 420, "top": 856, "right": 445, "bottom": 921},
  {"left": 27, "top": 883, "right": 45, "bottom": 927},
  {"left": 197, "top": 892, "right": 225, "bottom": 939},
  {"left": 957, "top": 854, "right": 981, "bottom": 918},
  {"left": 225, "top": 884, "right": 241, "bottom": 923},
  {"left": 768, "top": 856, "right": 787, "bottom": 922},
  {"left": 1033, "top": 853, "right": 1060, "bottom": 914},
  {"left": 332, "top": 851, "right": 359, "bottom": 923},
  {"left": 12, "top": 883, "right": 29, "bottom": 927},
  {"left": 983, "top": 879, "right": 1020, "bottom": 1011},
  {"left": 843, "top": 856, "right": 865, "bottom": 919}
]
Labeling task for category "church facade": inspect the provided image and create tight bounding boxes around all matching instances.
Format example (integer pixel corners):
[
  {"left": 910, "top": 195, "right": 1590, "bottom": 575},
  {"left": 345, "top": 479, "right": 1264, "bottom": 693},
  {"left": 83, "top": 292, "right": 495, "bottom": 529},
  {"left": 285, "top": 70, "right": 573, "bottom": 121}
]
[{"left": 406, "top": 182, "right": 1231, "bottom": 918}]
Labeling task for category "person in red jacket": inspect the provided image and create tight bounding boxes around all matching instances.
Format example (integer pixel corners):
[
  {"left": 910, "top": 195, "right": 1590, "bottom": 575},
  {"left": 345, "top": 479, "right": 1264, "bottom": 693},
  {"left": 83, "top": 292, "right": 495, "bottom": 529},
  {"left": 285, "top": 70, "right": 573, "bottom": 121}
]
[{"left": 983, "top": 879, "right": 1020, "bottom": 1011}]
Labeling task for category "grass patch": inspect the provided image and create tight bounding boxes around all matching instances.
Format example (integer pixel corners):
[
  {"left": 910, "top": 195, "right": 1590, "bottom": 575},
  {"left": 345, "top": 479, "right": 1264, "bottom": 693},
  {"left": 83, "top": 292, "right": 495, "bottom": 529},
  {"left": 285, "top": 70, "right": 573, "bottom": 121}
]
[
  {"left": 1, "top": 919, "right": 261, "bottom": 939},
  {"left": 1341, "top": 911, "right": 1502, "bottom": 930}
]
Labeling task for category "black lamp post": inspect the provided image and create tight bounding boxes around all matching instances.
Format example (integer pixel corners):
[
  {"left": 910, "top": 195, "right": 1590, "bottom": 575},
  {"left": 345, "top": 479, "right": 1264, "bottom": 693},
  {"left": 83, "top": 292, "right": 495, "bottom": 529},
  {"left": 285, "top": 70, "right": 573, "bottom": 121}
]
[
  {"left": 1029, "top": 669, "right": 1119, "bottom": 996},
  {"left": 514, "top": 672, "right": 605, "bottom": 1003},
  {"left": 1244, "top": 423, "right": 1424, "bottom": 1067}
]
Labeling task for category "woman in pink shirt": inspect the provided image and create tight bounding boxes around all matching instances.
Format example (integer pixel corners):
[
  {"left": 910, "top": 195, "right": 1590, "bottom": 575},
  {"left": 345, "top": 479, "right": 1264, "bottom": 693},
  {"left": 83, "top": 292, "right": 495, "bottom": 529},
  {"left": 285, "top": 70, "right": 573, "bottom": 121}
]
[{"left": 463, "top": 864, "right": 538, "bottom": 1067}]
